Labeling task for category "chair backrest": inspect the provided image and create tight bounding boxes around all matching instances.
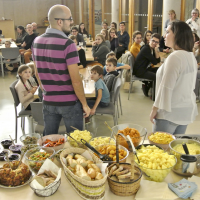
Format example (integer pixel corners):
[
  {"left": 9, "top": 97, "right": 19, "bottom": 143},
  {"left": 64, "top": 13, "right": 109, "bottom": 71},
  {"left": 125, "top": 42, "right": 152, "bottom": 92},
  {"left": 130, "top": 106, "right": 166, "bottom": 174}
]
[
  {"left": 110, "top": 71, "right": 121, "bottom": 102},
  {"left": 30, "top": 102, "right": 45, "bottom": 125},
  {"left": 128, "top": 54, "right": 135, "bottom": 74},
  {"left": 1, "top": 47, "right": 20, "bottom": 59},
  {"left": 30, "top": 102, "right": 65, "bottom": 126},
  {"left": 113, "top": 77, "right": 122, "bottom": 103},
  {"left": 121, "top": 51, "right": 132, "bottom": 65},
  {"left": 9, "top": 80, "right": 20, "bottom": 107}
]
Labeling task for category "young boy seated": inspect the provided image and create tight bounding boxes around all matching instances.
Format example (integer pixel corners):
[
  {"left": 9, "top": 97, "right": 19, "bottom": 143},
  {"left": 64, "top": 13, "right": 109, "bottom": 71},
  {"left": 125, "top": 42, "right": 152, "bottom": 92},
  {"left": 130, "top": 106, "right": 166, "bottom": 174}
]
[
  {"left": 103, "top": 52, "right": 131, "bottom": 75},
  {"left": 104, "top": 57, "right": 118, "bottom": 92},
  {"left": 87, "top": 65, "right": 110, "bottom": 116}
]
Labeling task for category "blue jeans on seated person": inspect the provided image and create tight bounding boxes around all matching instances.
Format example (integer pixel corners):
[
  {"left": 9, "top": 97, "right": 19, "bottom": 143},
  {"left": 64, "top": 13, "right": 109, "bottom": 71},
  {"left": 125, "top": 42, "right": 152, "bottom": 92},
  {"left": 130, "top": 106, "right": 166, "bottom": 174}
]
[
  {"left": 43, "top": 101, "right": 83, "bottom": 135},
  {"left": 153, "top": 119, "right": 187, "bottom": 135},
  {"left": 87, "top": 100, "right": 109, "bottom": 108}
]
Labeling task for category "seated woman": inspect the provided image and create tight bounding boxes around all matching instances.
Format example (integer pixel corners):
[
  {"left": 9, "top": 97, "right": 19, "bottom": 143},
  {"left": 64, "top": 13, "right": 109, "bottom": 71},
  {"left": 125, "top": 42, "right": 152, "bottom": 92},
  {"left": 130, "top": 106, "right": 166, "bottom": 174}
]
[
  {"left": 12, "top": 26, "right": 27, "bottom": 46},
  {"left": 78, "top": 23, "right": 89, "bottom": 37},
  {"left": 92, "top": 34, "right": 110, "bottom": 66},
  {"left": 133, "top": 33, "right": 161, "bottom": 97},
  {"left": 69, "top": 35, "right": 87, "bottom": 69},
  {"left": 130, "top": 31, "right": 142, "bottom": 59},
  {"left": 100, "top": 29, "right": 111, "bottom": 49},
  {"left": 140, "top": 30, "right": 152, "bottom": 47},
  {"left": 108, "top": 28, "right": 118, "bottom": 52}
]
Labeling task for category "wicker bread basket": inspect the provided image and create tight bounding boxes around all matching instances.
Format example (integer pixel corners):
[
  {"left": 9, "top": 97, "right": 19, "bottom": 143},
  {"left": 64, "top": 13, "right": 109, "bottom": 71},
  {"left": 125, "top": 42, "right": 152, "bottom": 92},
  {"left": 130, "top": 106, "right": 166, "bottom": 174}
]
[
  {"left": 107, "top": 133, "right": 142, "bottom": 196},
  {"left": 60, "top": 147, "right": 108, "bottom": 200}
]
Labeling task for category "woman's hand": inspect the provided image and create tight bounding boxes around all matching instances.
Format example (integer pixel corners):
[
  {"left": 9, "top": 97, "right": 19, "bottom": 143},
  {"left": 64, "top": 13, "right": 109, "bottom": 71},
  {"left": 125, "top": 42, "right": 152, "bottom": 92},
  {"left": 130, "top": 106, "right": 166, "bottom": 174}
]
[
  {"left": 194, "top": 41, "right": 199, "bottom": 50},
  {"left": 113, "top": 34, "right": 117, "bottom": 38},
  {"left": 150, "top": 106, "right": 158, "bottom": 124},
  {"left": 92, "top": 41, "right": 97, "bottom": 46}
]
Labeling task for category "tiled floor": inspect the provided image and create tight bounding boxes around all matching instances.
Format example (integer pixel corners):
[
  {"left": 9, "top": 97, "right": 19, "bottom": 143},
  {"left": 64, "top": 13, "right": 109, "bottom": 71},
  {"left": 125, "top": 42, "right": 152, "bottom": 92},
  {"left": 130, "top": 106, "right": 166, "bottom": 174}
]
[{"left": 0, "top": 70, "right": 200, "bottom": 143}]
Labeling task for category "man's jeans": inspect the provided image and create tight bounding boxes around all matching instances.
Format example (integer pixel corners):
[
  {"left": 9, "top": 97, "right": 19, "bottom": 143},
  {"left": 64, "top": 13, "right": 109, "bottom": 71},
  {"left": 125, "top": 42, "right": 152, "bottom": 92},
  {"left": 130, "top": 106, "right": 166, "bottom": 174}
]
[
  {"left": 153, "top": 119, "right": 187, "bottom": 135},
  {"left": 43, "top": 101, "right": 83, "bottom": 135}
]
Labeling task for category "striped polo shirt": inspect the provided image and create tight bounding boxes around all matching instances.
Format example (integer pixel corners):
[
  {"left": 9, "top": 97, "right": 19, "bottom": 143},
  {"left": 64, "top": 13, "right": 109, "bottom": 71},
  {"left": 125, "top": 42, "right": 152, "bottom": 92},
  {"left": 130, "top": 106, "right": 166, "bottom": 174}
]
[{"left": 32, "top": 28, "right": 80, "bottom": 106}]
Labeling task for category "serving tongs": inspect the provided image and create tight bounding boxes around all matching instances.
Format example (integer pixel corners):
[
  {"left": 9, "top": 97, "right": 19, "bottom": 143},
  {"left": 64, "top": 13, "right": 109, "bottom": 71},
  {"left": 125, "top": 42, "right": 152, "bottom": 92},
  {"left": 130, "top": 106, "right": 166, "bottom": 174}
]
[
  {"left": 80, "top": 139, "right": 113, "bottom": 162},
  {"left": 117, "top": 133, "right": 140, "bottom": 163}
]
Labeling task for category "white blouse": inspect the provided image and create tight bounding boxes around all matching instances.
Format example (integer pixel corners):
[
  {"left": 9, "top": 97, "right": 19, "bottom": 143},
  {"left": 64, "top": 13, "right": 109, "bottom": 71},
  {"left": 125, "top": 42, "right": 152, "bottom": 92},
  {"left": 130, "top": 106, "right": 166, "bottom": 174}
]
[{"left": 154, "top": 50, "right": 198, "bottom": 125}]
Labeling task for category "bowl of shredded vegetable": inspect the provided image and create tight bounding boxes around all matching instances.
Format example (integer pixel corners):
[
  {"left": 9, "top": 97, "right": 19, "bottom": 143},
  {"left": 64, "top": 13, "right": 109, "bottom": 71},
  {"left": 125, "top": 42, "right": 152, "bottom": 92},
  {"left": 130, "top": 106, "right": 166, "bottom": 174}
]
[
  {"left": 37, "top": 134, "right": 66, "bottom": 151},
  {"left": 147, "top": 132, "right": 176, "bottom": 150}
]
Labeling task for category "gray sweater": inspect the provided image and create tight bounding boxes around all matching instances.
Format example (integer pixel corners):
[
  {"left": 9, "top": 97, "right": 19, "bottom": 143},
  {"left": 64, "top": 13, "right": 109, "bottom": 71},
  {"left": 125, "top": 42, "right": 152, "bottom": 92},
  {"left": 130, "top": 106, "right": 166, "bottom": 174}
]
[
  {"left": 104, "top": 70, "right": 118, "bottom": 92},
  {"left": 92, "top": 42, "right": 110, "bottom": 66}
]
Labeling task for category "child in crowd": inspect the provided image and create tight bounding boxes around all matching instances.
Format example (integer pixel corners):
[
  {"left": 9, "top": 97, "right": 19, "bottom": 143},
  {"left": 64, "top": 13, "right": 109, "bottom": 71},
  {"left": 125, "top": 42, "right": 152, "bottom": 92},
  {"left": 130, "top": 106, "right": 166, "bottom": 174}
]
[
  {"left": 103, "top": 52, "right": 131, "bottom": 75},
  {"left": 87, "top": 65, "right": 110, "bottom": 115},
  {"left": 5, "top": 40, "right": 11, "bottom": 48},
  {"left": 104, "top": 58, "right": 118, "bottom": 92},
  {"left": 15, "top": 64, "right": 39, "bottom": 110}
]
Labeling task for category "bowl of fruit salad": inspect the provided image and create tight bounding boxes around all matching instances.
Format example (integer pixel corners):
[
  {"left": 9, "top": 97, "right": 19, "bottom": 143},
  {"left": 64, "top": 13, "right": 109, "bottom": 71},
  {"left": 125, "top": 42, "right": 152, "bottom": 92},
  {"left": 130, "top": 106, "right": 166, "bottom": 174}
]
[{"left": 24, "top": 146, "right": 55, "bottom": 174}]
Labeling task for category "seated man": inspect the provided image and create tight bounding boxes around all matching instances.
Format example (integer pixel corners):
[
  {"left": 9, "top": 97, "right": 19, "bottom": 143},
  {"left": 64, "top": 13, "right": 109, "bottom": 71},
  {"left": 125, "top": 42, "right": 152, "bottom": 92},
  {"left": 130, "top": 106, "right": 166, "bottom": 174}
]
[
  {"left": 19, "top": 24, "right": 37, "bottom": 63},
  {"left": 71, "top": 26, "right": 86, "bottom": 46},
  {"left": 32, "top": 22, "right": 39, "bottom": 36}
]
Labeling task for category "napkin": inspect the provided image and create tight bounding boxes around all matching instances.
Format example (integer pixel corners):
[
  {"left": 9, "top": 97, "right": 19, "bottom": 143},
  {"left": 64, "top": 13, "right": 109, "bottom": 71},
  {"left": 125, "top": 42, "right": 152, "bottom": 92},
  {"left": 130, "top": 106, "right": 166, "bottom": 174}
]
[
  {"left": 168, "top": 178, "right": 197, "bottom": 199},
  {"left": 135, "top": 180, "right": 177, "bottom": 200},
  {"left": 188, "top": 176, "right": 200, "bottom": 200},
  {"left": 30, "top": 158, "right": 62, "bottom": 189}
]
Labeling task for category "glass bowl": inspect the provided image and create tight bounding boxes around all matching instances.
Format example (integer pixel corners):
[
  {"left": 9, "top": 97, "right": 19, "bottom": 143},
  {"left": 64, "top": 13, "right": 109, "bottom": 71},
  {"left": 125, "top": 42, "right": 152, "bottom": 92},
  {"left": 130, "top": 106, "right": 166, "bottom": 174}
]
[
  {"left": 24, "top": 146, "right": 55, "bottom": 174},
  {"left": 1, "top": 138, "right": 12, "bottom": 149},
  {"left": 112, "top": 123, "right": 147, "bottom": 149},
  {"left": 135, "top": 144, "right": 177, "bottom": 182},
  {"left": 21, "top": 144, "right": 40, "bottom": 154},
  {"left": 37, "top": 134, "right": 66, "bottom": 151},
  {"left": 147, "top": 132, "right": 176, "bottom": 151},
  {"left": 67, "top": 130, "right": 93, "bottom": 149},
  {"left": 0, "top": 149, "right": 10, "bottom": 161},
  {"left": 89, "top": 136, "right": 115, "bottom": 148},
  {"left": 20, "top": 133, "right": 41, "bottom": 145},
  {"left": 9, "top": 144, "right": 22, "bottom": 154},
  {"left": 95, "top": 144, "right": 129, "bottom": 164},
  {"left": 4, "top": 153, "right": 20, "bottom": 162}
]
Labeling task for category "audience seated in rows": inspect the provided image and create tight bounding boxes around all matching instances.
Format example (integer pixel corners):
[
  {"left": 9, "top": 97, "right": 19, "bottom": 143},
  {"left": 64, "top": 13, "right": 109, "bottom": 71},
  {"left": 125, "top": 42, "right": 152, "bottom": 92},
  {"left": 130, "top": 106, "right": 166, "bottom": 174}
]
[
  {"left": 108, "top": 28, "right": 119, "bottom": 52},
  {"left": 103, "top": 52, "right": 130, "bottom": 75},
  {"left": 92, "top": 34, "right": 110, "bottom": 66},
  {"left": 104, "top": 57, "right": 118, "bottom": 92},
  {"left": 69, "top": 35, "right": 87, "bottom": 69},
  {"left": 116, "top": 22, "right": 130, "bottom": 59},
  {"left": 71, "top": 26, "right": 85, "bottom": 46},
  {"left": 133, "top": 33, "right": 161, "bottom": 97},
  {"left": 78, "top": 22, "right": 89, "bottom": 37},
  {"left": 100, "top": 29, "right": 111, "bottom": 49},
  {"left": 130, "top": 31, "right": 142, "bottom": 59},
  {"left": 19, "top": 24, "right": 37, "bottom": 64}
]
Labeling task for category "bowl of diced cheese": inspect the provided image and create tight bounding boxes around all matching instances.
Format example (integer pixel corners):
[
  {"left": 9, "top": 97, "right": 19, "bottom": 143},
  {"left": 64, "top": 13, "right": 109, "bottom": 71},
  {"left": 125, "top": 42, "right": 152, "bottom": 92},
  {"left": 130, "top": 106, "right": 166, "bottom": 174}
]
[
  {"left": 89, "top": 136, "right": 115, "bottom": 148},
  {"left": 135, "top": 144, "right": 177, "bottom": 182},
  {"left": 67, "top": 130, "right": 93, "bottom": 149},
  {"left": 147, "top": 132, "right": 176, "bottom": 151}
]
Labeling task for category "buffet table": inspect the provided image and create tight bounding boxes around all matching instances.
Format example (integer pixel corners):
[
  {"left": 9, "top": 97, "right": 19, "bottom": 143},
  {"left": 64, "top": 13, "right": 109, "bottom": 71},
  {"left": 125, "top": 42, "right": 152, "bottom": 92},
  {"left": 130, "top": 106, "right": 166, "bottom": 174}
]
[{"left": 1, "top": 141, "right": 199, "bottom": 200}]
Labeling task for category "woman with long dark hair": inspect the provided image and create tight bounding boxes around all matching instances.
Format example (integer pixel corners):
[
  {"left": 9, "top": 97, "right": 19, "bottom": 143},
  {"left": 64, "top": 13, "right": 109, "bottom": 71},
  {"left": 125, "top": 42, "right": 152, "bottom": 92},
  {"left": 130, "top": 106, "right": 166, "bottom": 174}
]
[
  {"left": 150, "top": 21, "right": 198, "bottom": 134},
  {"left": 13, "top": 26, "right": 27, "bottom": 45},
  {"left": 78, "top": 23, "right": 89, "bottom": 37}
]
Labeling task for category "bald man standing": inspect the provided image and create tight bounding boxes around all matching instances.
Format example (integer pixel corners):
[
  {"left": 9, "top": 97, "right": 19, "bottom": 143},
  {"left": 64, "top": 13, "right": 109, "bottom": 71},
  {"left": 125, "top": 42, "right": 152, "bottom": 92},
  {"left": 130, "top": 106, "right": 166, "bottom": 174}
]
[{"left": 32, "top": 5, "right": 90, "bottom": 135}]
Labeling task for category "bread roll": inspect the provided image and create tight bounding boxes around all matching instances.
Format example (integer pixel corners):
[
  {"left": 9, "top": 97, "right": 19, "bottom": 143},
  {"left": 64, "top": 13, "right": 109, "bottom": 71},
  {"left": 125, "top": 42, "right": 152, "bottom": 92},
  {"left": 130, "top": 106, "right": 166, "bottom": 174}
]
[
  {"left": 90, "top": 164, "right": 101, "bottom": 173},
  {"left": 67, "top": 158, "right": 77, "bottom": 168},
  {"left": 75, "top": 164, "right": 91, "bottom": 181},
  {"left": 87, "top": 168, "right": 96, "bottom": 179},
  {"left": 74, "top": 154, "right": 86, "bottom": 160},
  {"left": 76, "top": 158, "right": 88, "bottom": 168},
  {"left": 95, "top": 172, "right": 103, "bottom": 180}
]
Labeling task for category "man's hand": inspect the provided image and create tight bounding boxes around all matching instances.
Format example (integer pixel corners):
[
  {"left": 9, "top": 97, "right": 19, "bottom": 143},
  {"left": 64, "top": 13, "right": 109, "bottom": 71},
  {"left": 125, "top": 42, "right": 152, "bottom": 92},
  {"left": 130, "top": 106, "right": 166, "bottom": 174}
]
[
  {"left": 90, "top": 107, "right": 96, "bottom": 115},
  {"left": 150, "top": 107, "right": 158, "bottom": 124},
  {"left": 82, "top": 105, "right": 91, "bottom": 118}
]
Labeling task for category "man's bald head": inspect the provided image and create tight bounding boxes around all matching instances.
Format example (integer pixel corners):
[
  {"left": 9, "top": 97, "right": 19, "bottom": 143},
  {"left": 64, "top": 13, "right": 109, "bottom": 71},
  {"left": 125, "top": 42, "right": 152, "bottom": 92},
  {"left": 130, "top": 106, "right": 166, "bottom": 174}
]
[{"left": 48, "top": 5, "right": 71, "bottom": 26}]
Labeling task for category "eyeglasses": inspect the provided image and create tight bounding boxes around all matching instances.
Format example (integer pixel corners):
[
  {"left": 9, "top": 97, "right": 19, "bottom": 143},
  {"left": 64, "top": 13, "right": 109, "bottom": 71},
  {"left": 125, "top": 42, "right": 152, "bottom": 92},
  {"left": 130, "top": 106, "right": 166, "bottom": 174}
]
[
  {"left": 151, "top": 39, "right": 159, "bottom": 44},
  {"left": 72, "top": 30, "right": 77, "bottom": 32},
  {"left": 110, "top": 32, "right": 115, "bottom": 34},
  {"left": 192, "top": 13, "right": 198, "bottom": 14},
  {"left": 54, "top": 17, "right": 73, "bottom": 22}
]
